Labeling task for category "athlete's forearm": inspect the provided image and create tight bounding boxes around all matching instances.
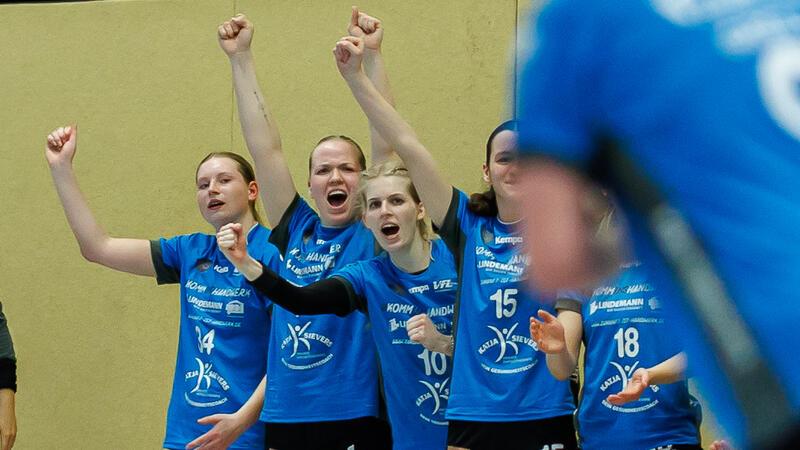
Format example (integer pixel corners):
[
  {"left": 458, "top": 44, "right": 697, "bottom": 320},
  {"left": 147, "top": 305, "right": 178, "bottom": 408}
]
[
  {"left": 248, "top": 266, "right": 355, "bottom": 316},
  {"left": 645, "top": 352, "right": 687, "bottom": 385}
]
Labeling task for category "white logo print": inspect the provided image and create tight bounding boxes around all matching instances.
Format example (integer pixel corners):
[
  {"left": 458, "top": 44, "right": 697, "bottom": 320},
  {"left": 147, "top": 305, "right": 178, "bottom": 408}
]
[
  {"left": 416, "top": 378, "right": 450, "bottom": 425},
  {"left": 280, "top": 320, "right": 335, "bottom": 370},
  {"left": 191, "top": 358, "right": 213, "bottom": 393},
  {"left": 184, "top": 357, "right": 232, "bottom": 408},
  {"left": 487, "top": 324, "right": 520, "bottom": 362},
  {"left": 196, "top": 326, "right": 215, "bottom": 355},
  {"left": 287, "top": 322, "right": 312, "bottom": 357}
]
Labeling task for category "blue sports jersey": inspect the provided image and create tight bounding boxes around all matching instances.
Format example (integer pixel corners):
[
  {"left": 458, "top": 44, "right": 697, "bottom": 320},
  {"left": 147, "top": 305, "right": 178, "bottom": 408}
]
[
  {"left": 518, "top": 0, "right": 800, "bottom": 445},
  {"left": 558, "top": 263, "right": 700, "bottom": 450},
  {"left": 334, "top": 238, "right": 457, "bottom": 450},
  {"left": 261, "top": 195, "right": 379, "bottom": 422},
  {"left": 439, "top": 189, "right": 574, "bottom": 421},
  {"left": 153, "top": 224, "right": 276, "bottom": 449}
]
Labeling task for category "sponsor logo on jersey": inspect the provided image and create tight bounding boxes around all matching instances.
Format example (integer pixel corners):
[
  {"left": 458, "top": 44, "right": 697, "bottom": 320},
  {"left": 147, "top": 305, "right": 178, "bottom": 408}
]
[
  {"left": 589, "top": 298, "right": 645, "bottom": 315},
  {"left": 599, "top": 359, "right": 660, "bottom": 413},
  {"left": 195, "top": 259, "right": 212, "bottom": 272},
  {"left": 188, "top": 296, "right": 224, "bottom": 312},
  {"left": 416, "top": 377, "right": 450, "bottom": 426},
  {"left": 183, "top": 357, "right": 231, "bottom": 408},
  {"left": 280, "top": 321, "right": 335, "bottom": 370},
  {"left": 226, "top": 300, "right": 245, "bottom": 315},
  {"left": 477, "top": 323, "right": 538, "bottom": 374},
  {"left": 185, "top": 280, "right": 208, "bottom": 293}
]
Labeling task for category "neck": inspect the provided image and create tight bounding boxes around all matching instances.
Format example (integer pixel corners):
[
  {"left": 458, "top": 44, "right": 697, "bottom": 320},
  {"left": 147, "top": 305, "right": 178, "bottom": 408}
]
[
  {"left": 389, "top": 235, "right": 432, "bottom": 273},
  {"left": 496, "top": 196, "right": 521, "bottom": 223}
]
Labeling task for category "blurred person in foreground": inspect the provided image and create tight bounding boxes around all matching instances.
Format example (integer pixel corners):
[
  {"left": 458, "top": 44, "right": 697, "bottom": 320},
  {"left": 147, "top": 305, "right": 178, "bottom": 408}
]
[{"left": 516, "top": 0, "right": 800, "bottom": 449}]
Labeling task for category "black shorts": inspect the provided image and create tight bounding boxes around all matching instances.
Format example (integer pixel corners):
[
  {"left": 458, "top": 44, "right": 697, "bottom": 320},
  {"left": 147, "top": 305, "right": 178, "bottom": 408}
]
[
  {"left": 447, "top": 415, "right": 577, "bottom": 450},
  {"left": 266, "top": 416, "right": 392, "bottom": 450}
]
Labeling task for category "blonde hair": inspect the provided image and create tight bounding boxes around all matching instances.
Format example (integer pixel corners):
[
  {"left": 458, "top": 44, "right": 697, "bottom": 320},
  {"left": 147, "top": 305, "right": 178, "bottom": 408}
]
[{"left": 356, "top": 159, "right": 434, "bottom": 241}]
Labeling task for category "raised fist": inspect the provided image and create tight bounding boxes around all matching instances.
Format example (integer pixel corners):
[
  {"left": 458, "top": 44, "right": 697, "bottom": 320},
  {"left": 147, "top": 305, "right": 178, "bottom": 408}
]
[
  {"left": 218, "top": 14, "right": 253, "bottom": 56},
  {"left": 348, "top": 7, "right": 383, "bottom": 51}
]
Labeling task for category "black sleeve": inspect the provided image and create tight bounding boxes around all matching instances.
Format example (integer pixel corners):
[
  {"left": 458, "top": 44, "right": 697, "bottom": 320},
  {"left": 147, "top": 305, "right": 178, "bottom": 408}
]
[
  {"left": 268, "top": 194, "right": 302, "bottom": 256},
  {"left": 555, "top": 297, "right": 582, "bottom": 313},
  {"left": 150, "top": 240, "right": 180, "bottom": 285},
  {"left": 0, "top": 304, "right": 17, "bottom": 392},
  {"left": 437, "top": 187, "right": 463, "bottom": 269},
  {"left": 249, "top": 266, "right": 361, "bottom": 316}
]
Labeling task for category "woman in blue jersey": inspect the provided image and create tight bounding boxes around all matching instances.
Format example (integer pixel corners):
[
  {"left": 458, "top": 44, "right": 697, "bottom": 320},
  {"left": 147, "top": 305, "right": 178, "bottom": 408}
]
[
  {"left": 529, "top": 202, "right": 731, "bottom": 449},
  {"left": 216, "top": 160, "right": 457, "bottom": 450},
  {"left": 211, "top": 12, "right": 394, "bottom": 449},
  {"left": 45, "top": 125, "right": 276, "bottom": 449},
  {"left": 334, "top": 37, "right": 576, "bottom": 450},
  {"left": 531, "top": 262, "right": 703, "bottom": 450}
]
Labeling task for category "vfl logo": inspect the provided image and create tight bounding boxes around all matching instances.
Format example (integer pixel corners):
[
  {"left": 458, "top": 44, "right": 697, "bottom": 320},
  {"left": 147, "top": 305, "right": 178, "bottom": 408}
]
[
  {"left": 418, "top": 377, "right": 450, "bottom": 416},
  {"left": 196, "top": 326, "right": 215, "bottom": 355},
  {"left": 487, "top": 323, "right": 520, "bottom": 362},
  {"left": 191, "top": 358, "right": 213, "bottom": 393},
  {"left": 287, "top": 322, "right": 312, "bottom": 357}
]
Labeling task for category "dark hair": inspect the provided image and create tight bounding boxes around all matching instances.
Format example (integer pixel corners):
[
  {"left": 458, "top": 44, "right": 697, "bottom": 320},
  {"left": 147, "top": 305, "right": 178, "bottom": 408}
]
[
  {"left": 468, "top": 120, "right": 518, "bottom": 216},
  {"left": 196, "top": 152, "right": 262, "bottom": 224},
  {"left": 308, "top": 135, "right": 366, "bottom": 174}
]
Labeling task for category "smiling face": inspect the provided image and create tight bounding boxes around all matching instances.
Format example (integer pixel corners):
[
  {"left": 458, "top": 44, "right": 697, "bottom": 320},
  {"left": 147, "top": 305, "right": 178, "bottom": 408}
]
[
  {"left": 361, "top": 175, "right": 426, "bottom": 254},
  {"left": 195, "top": 156, "right": 258, "bottom": 230},
  {"left": 308, "top": 138, "right": 364, "bottom": 227},
  {"left": 483, "top": 130, "right": 521, "bottom": 206}
]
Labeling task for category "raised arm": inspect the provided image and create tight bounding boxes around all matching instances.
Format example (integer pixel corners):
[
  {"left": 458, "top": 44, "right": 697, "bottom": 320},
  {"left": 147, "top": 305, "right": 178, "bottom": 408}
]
[
  {"left": 216, "top": 223, "right": 356, "bottom": 316},
  {"left": 219, "top": 15, "right": 297, "bottom": 226},
  {"left": 46, "top": 126, "right": 155, "bottom": 276},
  {"left": 186, "top": 376, "right": 266, "bottom": 450},
  {"left": 530, "top": 309, "right": 583, "bottom": 380},
  {"left": 348, "top": 7, "right": 396, "bottom": 164},
  {"left": 334, "top": 37, "right": 452, "bottom": 225},
  {"left": 606, "top": 352, "right": 688, "bottom": 405}
]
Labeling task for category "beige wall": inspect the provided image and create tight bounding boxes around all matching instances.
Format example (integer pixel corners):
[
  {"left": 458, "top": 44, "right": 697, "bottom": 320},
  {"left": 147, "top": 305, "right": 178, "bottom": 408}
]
[{"left": 0, "top": 0, "right": 516, "bottom": 447}]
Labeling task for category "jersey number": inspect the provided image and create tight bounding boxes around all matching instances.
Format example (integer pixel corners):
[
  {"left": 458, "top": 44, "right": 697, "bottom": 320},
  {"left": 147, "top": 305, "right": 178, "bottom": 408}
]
[
  {"left": 489, "top": 288, "right": 518, "bottom": 319},
  {"left": 417, "top": 348, "right": 448, "bottom": 376},
  {"left": 613, "top": 327, "right": 639, "bottom": 358}
]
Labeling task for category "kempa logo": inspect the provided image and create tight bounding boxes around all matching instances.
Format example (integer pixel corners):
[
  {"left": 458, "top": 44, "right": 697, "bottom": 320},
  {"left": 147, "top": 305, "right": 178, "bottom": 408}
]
[
  {"left": 408, "top": 284, "right": 430, "bottom": 294},
  {"left": 495, "top": 235, "right": 523, "bottom": 245},
  {"left": 416, "top": 377, "right": 450, "bottom": 424}
]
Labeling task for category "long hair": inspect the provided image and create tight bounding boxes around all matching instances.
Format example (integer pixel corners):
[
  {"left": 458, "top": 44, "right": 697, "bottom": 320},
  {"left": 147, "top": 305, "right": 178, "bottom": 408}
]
[
  {"left": 467, "top": 120, "right": 518, "bottom": 216},
  {"left": 356, "top": 159, "right": 434, "bottom": 241},
  {"left": 196, "top": 152, "right": 262, "bottom": 224}
]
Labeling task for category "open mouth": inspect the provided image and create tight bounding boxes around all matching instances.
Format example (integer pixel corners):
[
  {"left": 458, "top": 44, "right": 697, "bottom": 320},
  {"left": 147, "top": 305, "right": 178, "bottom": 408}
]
[
  {"left": 207, "top": 199, "right": 225, "bottom": 210},
  {"left": 327, "top": 190, "right": 348, "bottom": 208},
  {"left": 380, "top": 223, "right": 400, "bottom": 238}
]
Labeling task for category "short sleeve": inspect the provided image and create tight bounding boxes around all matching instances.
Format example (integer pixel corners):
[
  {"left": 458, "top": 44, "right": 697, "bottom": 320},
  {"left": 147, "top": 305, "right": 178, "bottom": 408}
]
[
  {"left": 151, "top": 237, "right": 181, "bottom": 285},
  {"left": 555, "top": 289, "right": 585, "bottom": 314}
]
